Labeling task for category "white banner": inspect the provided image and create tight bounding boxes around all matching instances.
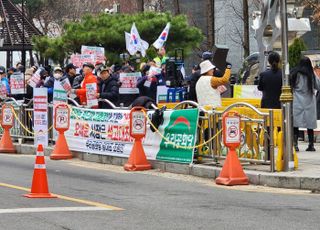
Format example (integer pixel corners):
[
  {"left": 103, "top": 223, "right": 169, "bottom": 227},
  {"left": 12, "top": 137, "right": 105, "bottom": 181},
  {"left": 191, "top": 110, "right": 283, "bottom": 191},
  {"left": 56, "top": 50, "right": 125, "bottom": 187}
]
[
  {"left": 34, "top": 88, "right": 48, "bottom": 147},
  {"left": 65, "top": 107, "right": 199, "bottom": 164},
  {"left": 233, "top": 85, "right": 262, "bottom": 99}
]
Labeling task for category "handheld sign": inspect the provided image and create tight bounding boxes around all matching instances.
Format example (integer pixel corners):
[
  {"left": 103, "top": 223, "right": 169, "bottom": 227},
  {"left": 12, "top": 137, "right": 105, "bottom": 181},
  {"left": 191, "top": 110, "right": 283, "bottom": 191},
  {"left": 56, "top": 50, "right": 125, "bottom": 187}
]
[
  {"left": 130, "top": 107, "right": 146, "bottom": 138},
  {"left": 222, "top": 111, "right": 241, "bottom": 149},
  {"left": 1, "top": 104, "right": 14, "bottom": 128},
  {"left": 54, "top": 104, "right": 70, "bottom": 131}
]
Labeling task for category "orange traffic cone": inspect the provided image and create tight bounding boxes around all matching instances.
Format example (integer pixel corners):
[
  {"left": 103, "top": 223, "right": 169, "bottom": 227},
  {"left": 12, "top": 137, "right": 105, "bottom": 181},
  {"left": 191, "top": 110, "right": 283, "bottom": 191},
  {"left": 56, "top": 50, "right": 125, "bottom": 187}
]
[
  {"left": 216, "top": 148, "right": 249, "bottom": 186},
  {"left": 0, "top": 127, "right": 16, "bottom": 153},
  {"left": 50, "top": 131, "right": 72, "bottom": 160},
  {"left": 124, "top": 139, "right": 151, "bottom": 171},
  {"left": 24, "top": 144, "right": 57, "bottom": 198}
]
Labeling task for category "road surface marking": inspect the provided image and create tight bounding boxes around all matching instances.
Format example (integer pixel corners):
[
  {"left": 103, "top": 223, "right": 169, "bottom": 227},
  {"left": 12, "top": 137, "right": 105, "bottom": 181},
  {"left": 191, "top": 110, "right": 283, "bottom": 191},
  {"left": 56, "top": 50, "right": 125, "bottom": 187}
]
[
  {"left": 0, "top": 207, "right": 113, "bottom": 214},
  {"left": 0, "top": 182, "right": 124, "bottom": 211}
]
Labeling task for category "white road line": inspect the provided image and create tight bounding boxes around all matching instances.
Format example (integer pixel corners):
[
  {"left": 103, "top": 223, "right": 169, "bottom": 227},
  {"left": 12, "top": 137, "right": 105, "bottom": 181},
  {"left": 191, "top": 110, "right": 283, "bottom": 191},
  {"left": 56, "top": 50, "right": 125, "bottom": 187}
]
[{"left": 0, "top": 207, "right": 113, "bottom": 214}]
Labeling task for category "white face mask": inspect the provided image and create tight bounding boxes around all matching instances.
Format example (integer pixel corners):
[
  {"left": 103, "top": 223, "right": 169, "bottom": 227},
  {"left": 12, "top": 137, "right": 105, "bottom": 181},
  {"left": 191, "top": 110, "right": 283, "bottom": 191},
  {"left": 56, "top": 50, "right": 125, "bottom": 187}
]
[{"left": 53, "top": 73, "right": 62, "bottom": 79}]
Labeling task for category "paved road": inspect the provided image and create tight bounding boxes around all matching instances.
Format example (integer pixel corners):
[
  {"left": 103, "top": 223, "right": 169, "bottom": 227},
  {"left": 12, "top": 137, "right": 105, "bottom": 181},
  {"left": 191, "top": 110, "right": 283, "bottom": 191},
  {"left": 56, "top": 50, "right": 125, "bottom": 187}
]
[{"left": 0, "top": 154, "right": 319, "bottom": 230}]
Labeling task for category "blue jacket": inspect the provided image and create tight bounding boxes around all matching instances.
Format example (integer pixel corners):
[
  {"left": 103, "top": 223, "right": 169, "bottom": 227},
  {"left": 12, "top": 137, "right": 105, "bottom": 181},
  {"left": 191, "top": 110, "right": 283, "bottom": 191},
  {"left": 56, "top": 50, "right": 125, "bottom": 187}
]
[{"left": 1, "top": 77, "right": 10, "bottom": 94}]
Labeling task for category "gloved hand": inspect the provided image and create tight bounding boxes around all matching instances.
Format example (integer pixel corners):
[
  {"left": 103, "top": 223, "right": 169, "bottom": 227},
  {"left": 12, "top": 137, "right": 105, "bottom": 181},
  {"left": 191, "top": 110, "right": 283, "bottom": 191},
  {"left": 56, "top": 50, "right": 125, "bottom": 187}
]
[{"left": 226, "top": 62, "right": 232, "bottom": 69}]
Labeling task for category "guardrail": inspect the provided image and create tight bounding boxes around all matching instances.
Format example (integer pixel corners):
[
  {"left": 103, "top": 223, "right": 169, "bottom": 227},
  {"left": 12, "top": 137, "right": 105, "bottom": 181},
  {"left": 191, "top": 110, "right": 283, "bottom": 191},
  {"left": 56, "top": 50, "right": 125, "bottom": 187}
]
[{"left": 0, "top": 97, "right": 279, "bottom": 172}]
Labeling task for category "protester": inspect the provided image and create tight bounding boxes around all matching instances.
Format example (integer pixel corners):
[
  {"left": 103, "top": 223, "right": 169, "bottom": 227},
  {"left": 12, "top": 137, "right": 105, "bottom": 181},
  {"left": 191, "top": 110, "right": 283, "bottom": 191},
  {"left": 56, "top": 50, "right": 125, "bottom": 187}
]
[
  {"left": 153, "top": 47, "right": 168, "bottom": 68},
  {"left": 290, "top": 57, "right": 320, "bottom": 151},
  {"left": 71, "top": 62, "right": 98, "bottom": 108},
  {"left": 0, "top": 66, "right": 10, "bottom": 96},
  {"left": 195, "top": 60, "right": 231, "bottom": 107},
  {"left": 257, "top": 51, "right": 282, "bottom": 109},
  {"left": 7, "top": 67, "right": 16, "bottom": 80},
  {"left": 64, "top": 63, "right": 77, "bottom": 86},
  {"left": 137, "top": 65, "right": 158, "bottom": 101},
  {"left": 98, "top": 66, "right": 119, "bottom": 109},
  {"left": 94, "top": 61, "right": 104, "bottom": 76},
  {"left": 187, "top": 51, "right": 216, "bottom": 102}
]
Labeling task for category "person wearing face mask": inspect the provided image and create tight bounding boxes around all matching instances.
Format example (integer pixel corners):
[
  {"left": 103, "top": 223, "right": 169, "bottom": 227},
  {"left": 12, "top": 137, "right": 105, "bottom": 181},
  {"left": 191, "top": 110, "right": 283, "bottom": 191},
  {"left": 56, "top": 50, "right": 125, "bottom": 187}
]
[{"left": 44, "top": 66, "right": 64, "bottom": 102}]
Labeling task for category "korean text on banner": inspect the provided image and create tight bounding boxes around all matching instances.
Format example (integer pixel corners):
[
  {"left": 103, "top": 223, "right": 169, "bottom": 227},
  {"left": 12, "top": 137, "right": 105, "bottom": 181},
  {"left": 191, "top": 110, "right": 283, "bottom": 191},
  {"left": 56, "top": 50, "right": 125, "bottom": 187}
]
[
  {"left": 86, "top": 83, "right": 98, "bottom": 108},
  {"left": 33, "top": 88, "right": 48, "bottom": 147},
  {"left": 64, "top": 107, "right": 199, "bottom": 164},
  {"left": 10, "top": 73, "right": 25, "bottom": 94},
  {"left": 119, "top": 72, "right": 141, "bottom": 94},
  {"left": 156, "top": 109, "right": 199, "bottom": 163},
  {"left": 28, "top": 70, "right": 41, "bottom": 88}
]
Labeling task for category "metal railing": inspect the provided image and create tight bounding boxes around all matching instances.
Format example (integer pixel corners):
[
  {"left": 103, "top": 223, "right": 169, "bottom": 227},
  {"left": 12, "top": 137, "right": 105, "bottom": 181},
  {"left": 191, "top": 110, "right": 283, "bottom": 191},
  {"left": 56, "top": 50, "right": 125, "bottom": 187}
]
[{"left": 0, "top": 98, "right": 278, "bottom": 171}]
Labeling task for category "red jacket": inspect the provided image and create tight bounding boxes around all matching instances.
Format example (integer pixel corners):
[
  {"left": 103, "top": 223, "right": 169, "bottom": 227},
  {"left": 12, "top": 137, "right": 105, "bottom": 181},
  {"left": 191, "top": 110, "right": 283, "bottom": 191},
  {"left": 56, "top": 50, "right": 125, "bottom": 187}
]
[{"left": 76, "top": 73, "right": 98, "bottom": 107}]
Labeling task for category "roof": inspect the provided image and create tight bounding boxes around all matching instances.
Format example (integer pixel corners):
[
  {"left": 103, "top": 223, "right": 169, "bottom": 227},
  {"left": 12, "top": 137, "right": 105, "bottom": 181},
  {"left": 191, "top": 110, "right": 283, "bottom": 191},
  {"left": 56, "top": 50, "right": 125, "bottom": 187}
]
[{"left": 0, "top": 0, "right": 42, "bottom": 51}]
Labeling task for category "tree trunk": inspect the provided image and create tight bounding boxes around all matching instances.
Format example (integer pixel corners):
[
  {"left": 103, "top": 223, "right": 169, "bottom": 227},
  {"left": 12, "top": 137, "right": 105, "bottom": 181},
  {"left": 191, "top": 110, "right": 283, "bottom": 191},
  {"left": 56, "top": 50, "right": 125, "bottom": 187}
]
[
  {"left": 207, "top": 0, "right": 215, "bottom": 49},
  {"left": 243, "top": 0, "right": 250, "bottom": 58},
  {"left": 173, "top": 0, "right": 180, "bottom": 15},
  {"left": 137, "top": 0, "right": 144, "bottom": 12}
]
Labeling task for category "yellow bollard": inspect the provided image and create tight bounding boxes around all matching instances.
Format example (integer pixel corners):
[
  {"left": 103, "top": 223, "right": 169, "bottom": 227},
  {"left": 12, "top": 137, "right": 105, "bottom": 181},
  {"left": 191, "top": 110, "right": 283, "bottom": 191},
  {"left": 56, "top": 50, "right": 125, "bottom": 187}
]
[
  {"left": 273, "top": 128, "right": 278, "bottom": 147},
  {"left": 293, "top": 148, "right": 298, "bottom": 170},
  {"left": 276, "top": 131, "right": 284, "bottom": 172}
]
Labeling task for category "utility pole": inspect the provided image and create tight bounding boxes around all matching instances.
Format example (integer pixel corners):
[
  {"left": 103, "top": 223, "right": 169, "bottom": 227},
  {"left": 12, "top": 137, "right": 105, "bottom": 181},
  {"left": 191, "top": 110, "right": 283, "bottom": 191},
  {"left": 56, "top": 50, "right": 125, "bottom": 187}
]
[
  {"left": 243, "top": 0, "right": 250, "bottom": 58},
  {"left": 279, "top": 0, "right": 294, "bottom": 171},
  {"left": 207, "top": 0, "right": 215, "bottom": 49}
]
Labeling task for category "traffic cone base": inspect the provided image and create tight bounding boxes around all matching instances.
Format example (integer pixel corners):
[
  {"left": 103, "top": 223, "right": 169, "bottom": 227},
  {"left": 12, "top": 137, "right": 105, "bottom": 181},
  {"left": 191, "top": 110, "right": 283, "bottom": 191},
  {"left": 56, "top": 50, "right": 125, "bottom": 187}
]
[
  {"left": 25, "top": 144, "right": 57, "bottom": 198},
  {"left": 124, "top": 139, "right": 151, "bottom": 171},
  {"left": 23, "top": 193, "right": 57, "bottom": 198},
  {"left": 0, "top": 129, "right": 16, "bottom": 153},
  {"left": 50, "top": 133, "right": 72, "bottom": 160},
  {"left": 216, "top": 148, "right": 249, "bottom": 186}
]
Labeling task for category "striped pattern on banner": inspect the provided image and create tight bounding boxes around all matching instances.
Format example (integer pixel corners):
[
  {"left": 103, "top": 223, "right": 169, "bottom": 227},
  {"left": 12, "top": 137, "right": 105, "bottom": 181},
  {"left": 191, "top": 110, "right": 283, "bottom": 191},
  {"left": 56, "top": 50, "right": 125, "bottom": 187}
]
[
  {"left": 36, "top": 151, "right": 44, "bottom": 156},
  {"left": 34, "top": 164, "right": 46, "bottom": 169}
]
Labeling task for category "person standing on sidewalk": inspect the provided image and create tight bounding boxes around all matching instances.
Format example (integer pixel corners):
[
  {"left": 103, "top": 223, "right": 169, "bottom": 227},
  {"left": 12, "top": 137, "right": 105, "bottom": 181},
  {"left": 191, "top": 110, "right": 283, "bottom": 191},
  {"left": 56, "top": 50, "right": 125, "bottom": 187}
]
[
  {"left": 257, "top": 52, "right": 282, "bottom": 160},
  {"left": 290, "top": 57, "right": 320, "bottom": 151},
  {"left": 258, "top": 51, "right": 282, "bottom": 109}
]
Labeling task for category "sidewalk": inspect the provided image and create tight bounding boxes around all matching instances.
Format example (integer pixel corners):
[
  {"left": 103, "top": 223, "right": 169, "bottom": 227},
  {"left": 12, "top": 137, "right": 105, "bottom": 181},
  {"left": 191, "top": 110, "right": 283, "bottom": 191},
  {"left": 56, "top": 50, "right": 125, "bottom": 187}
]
[{"left": 10, "top": 141, "right": 320, "bottom": 191}]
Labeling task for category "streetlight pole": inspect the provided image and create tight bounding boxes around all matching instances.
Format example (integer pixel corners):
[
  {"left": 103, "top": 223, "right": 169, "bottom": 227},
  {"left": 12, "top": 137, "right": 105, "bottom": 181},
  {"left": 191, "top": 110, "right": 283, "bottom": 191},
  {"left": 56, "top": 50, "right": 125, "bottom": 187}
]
[{"left": 279, "top": 0, "right": 294, "bottom": 171}]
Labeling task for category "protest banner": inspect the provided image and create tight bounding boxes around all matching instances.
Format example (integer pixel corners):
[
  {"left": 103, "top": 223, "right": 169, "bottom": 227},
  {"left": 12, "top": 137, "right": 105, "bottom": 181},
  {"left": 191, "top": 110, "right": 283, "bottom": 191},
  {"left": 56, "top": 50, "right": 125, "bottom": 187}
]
[
  {"left": 81, "top": 45, "right": 105, "bottom": 63},
  {"left": 28, "top": 70, "right": 41, "bottom": 88},
  {"left": 10, "top": 72, "right": 25, "bottom": 95},
  {"left": 65, "top": 107, "right": 199, "bottom": 164},
  {"left": 119, "top": 72, "right": 141, "bottom": 94},
  {"left": 70, "top": 54, "right": 96, "bottom": 68},
  {"left": 86, "top": 83, "right": 98, "bottom": 108},
  {"left": 33, "top": 88, "right": 48, "bottom": 147},
  {"left": 148, "top": 66, "right": 162, "bottom": 77}
]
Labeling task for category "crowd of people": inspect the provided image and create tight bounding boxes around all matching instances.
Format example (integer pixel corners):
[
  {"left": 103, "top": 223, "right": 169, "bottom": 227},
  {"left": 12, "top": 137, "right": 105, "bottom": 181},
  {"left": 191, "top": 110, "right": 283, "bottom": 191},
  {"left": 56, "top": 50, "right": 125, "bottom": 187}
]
[{"left": 0, "top": 47, "right": 233, "bottom": 111}]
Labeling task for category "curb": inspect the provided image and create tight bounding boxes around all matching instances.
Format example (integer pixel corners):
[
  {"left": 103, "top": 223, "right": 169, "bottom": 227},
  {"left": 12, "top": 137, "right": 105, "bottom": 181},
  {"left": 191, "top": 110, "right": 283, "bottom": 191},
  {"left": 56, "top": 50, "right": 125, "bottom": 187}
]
[{"left": 11, "top": 143, "right": 320, "bottom": 191}]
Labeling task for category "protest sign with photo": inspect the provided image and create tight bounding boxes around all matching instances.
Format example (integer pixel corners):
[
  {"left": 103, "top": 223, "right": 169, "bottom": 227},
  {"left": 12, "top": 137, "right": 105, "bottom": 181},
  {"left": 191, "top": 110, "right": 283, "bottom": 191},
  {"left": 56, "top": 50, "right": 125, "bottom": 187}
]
[
  {"left": 10, "top": 72, "right": 25, "bottom": 95},
  {"left": 28, "top": 71, "right": 41, "bottom": 88},
  {"left": 119, "top": 72, "right": 141, "bottom": 94},
  {"left": 86, "top": 83, "right": 98, "bottom": 108}
]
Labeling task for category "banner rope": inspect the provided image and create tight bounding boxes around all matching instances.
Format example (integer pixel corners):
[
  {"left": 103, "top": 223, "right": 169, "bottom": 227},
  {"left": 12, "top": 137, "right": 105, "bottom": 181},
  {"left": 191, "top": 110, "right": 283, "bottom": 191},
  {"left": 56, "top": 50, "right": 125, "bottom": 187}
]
[{"left": 10, "top": 107, "right": 53, "bottom": 135}]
